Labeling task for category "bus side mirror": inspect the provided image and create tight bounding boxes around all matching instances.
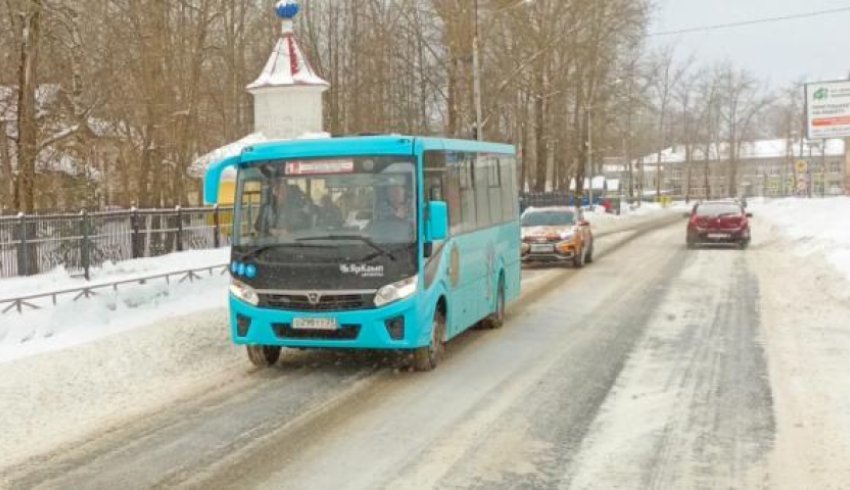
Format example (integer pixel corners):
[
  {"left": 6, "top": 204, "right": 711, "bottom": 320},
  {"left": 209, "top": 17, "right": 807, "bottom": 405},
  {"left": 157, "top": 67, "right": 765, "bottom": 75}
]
[
  {"left": 203, "top": 155, "right": 240, "bottom": 205},
  {"left": 427, "top": 201, "right": 448, "bottom": 241}
]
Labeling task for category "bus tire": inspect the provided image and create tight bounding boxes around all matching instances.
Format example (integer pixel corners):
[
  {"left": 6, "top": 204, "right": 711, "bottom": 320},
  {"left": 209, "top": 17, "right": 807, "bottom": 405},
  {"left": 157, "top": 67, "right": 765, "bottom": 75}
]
[
  {"left": 483, "top": 275, "right": 506, "bottom": 329},
  {"left": 412, "top": 309, "right": 446, "bottom": 371},
  {"left": 247, "top": 345, "right": 281, "bottom": 367}
]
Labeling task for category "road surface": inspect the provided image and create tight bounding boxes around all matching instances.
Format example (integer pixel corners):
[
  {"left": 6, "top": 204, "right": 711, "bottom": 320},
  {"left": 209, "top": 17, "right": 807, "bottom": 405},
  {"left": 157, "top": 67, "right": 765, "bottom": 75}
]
[{"left": 3, "top": 217, "right": 849, "bottom": 489}]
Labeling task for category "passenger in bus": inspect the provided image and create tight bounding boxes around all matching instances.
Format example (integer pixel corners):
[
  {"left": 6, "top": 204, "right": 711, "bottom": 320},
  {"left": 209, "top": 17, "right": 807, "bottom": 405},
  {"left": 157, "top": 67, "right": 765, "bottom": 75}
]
[
  {"left": 377, "top": 183, "right": 411, "bottom": 221},
  {"left": 370, "top": 182, "right": 414, "bottom": 241},
  {"left": 258, "top": 180, "right": 313, "bottom": 237},
  {"left": 316, "top": 194, "right": 343, "bottom": 229}
]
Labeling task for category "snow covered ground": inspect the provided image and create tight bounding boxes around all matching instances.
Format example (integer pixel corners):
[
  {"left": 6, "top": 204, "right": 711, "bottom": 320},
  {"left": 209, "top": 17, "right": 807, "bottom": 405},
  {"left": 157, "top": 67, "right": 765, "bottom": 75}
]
[
  {"left": 0, "top": 206, "right": 687, "bottom": 468},
  {"left": 751, "top": 196, "right": 850, "bottom": 285},
  {"left": 0, "top": 248, "right": 229, "bottom": 363}
]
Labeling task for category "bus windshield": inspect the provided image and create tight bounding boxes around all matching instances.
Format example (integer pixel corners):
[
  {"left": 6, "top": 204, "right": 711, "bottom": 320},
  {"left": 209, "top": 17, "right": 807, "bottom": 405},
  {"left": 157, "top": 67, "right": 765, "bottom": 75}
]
[{"left": 235, "top": 156, "right": 417, "bottom": 252}]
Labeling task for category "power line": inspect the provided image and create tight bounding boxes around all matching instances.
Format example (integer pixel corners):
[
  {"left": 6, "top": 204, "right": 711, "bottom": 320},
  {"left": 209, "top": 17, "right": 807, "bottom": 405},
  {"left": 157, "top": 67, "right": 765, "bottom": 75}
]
[{"left": 649, "top": 5, "right": 850, "bottom": 37}]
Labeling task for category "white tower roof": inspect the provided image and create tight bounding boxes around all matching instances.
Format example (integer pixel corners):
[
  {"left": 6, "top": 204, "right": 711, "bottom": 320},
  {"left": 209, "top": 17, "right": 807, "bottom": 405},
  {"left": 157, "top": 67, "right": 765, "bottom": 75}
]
[
  {"left": 191, "top": 0, "right": 330, "bottom": 181},
  {"left": 247, "top": 1, "right": 328, "bottom": 91}
]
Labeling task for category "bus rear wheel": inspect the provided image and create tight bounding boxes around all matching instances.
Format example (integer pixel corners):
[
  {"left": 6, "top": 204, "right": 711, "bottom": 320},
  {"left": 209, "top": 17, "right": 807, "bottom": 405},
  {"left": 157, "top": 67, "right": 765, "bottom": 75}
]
[
  {"left": 247, "top": 345, "right": 281, "bottom": 367},
  {"left": 412, "top": 309, "right": 446, "bottom": 371},
  {"left": 482, "top": 276, "right": 506, "bottom": 329}
]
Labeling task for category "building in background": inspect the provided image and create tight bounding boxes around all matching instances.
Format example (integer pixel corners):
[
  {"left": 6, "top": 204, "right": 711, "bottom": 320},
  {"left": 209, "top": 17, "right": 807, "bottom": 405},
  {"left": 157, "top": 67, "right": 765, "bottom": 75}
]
[{"left": 622, "top": 138, "right": 847, "bottom": 199}]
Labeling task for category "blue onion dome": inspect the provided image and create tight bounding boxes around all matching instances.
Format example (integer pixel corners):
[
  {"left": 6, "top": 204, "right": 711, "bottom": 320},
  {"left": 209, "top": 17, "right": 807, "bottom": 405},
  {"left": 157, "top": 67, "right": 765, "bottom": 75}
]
[{"left": 275, "top": 0, "right": 300, "bottom": 19}]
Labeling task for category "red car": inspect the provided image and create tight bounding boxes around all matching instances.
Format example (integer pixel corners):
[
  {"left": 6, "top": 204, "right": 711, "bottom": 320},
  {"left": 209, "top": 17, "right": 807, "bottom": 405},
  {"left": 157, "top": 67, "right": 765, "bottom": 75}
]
[{"left": 686, "top": 200, "right": 752, "bottom": 249}]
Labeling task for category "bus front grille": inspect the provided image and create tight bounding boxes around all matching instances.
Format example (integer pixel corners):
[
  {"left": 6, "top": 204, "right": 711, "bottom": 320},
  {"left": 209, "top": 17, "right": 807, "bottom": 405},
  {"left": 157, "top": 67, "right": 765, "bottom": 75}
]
[
  {"left": 259, "top": 293, "right": 374, "bottom": 312},
  {"left": 272, "top": 323, "right": 361, "bottom": 340}
]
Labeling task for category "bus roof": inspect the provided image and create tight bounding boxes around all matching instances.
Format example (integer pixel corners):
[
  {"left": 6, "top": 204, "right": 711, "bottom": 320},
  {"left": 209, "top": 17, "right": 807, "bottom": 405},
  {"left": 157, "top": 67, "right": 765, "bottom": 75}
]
[
  {"left": 239, "top": 135, "right": 515, "bottom": 164},
  {"left": 204, "top": 135, "right": 516, "bottom": 204}
]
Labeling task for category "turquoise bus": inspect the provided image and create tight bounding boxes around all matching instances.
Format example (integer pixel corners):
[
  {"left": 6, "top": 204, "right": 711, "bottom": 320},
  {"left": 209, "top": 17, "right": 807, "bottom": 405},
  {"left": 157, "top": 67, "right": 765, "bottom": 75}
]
[{"left": 204, "top": 135, "right": 521, "bottom": 370}]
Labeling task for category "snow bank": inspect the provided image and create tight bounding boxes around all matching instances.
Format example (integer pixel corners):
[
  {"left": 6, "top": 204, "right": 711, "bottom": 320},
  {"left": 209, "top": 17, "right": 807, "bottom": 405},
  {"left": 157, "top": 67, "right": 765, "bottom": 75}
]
[
  {"left": 0, "top": 248, "right": 228, "bottom": 299},
  {"left": 0, "top": 248, "right": 229, "bottom": 363},
  {"left": 752, "top": 197, "right": 850, "bottom": 284}
]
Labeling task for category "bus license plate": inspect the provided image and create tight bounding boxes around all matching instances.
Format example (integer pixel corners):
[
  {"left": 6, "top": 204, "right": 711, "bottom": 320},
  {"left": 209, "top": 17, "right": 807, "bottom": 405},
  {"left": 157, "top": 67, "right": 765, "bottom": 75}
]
[
  {"left": 292, "top": 318, "right": 338, "bottom": 331},
  {"left": 530, "top": 244, "right": 555, "bottom": 253}
]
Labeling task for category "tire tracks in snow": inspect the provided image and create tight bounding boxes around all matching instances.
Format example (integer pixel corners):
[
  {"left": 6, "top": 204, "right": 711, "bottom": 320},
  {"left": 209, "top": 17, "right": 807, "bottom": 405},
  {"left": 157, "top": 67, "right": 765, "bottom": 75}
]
[{"left": 566, "top": 244, "right": 774, "bottom": 490}]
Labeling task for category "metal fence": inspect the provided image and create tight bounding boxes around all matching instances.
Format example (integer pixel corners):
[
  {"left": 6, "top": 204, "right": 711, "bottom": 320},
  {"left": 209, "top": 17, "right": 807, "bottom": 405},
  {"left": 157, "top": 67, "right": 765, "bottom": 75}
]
[
  {"left": 519, "top": 192, "right": 612, "bottom": 212},
  {"left": 0, "top": 206, "right": 233, "bottom": 280}
]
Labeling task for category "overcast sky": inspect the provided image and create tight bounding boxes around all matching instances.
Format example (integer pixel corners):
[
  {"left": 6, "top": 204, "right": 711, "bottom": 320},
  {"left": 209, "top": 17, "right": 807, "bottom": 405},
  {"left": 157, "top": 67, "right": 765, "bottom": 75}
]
[{"left": 649, "top": 0, "right": 850, "bottom": 87}]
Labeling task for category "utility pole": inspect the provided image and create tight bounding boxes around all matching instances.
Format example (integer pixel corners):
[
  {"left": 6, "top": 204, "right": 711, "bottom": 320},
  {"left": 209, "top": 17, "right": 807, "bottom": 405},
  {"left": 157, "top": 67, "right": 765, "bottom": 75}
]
[
  {"left": 471, "top": 0, "right": 534, "bottom": 141},
  {"left": 472, "top": 0, "right": 483, "bottom": 141},
  {"left": 587, "top": 107, "right": 593, "bottom": 207}
]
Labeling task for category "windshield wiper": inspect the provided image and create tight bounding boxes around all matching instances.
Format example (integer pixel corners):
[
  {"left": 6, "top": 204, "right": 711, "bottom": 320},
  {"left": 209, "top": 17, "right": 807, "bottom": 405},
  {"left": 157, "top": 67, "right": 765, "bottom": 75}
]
[
  {"left": 297, "top": 235, "right": 397, "bottom": 261},
  {"left": 235, "top": 242, "right": 331, "bottom": 261}
]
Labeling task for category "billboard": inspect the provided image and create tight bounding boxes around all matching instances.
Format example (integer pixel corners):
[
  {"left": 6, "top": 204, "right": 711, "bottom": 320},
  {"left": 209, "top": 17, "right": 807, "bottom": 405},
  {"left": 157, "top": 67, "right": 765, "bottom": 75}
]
[{"left": 806, "top": 80, "right": 850, "bottom": 139}]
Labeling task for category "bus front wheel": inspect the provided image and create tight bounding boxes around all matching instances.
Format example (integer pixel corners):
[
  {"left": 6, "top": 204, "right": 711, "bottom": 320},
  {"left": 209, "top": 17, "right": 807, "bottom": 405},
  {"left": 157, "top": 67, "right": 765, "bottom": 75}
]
[
  {"left": 247, "top": 345, "right": 281, "bottom": 368},
  {"left": 412, "top": 309, "right": 446, "bottom": 371}
]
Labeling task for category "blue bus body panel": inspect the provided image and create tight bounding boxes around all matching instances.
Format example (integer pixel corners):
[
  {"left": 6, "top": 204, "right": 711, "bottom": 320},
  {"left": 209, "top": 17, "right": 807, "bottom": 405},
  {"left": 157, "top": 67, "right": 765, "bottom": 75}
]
[
  {"left": 230, "top": 293, "right": 437, "bottom": 349},
  {"left": 240, "top": 136, "right": 417, "bottom": 163}
]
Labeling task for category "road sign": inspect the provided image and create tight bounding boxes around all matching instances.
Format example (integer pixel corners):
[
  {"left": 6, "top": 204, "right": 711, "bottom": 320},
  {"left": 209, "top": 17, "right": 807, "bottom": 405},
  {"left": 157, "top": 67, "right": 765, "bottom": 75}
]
[{"left": 806, "top": 80, "right": 850, "bottom": 139}]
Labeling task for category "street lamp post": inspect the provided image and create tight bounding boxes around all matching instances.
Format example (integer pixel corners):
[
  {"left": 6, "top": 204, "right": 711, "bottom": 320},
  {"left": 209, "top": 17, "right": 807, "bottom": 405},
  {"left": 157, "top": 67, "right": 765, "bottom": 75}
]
[
  {"left": 472, "top": 0, "right": 482, "bottom": 140},
  {"left": 472, "top": 0, "right": 533, "bottom": 141},
  {"left": 586, "top": 107, "right": 593, "bottom": 208}
]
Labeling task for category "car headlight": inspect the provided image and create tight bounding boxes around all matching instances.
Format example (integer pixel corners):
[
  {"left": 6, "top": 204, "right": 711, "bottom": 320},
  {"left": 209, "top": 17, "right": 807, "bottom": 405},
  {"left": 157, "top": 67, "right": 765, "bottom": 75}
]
[
  {"left": 560, "top": 232, "right": 575, "bottom": 241},
  {"left": 521, "top": 242, "right": 530, "bottom": 254},
  {"left": 375, "top": 275, "right": 418, "bottom": 307},
  {"left": 230, "top": 279, "right": 259, "bottom": 306}
]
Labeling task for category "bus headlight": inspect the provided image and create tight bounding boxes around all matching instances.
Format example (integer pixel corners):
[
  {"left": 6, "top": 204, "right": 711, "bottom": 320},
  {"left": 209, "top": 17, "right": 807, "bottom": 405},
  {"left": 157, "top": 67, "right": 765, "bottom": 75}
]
[
  {"left": 375, "top": 275, "right": 418, "bottom": 307},
  {"left": 230, "top": 279, "right": 259, "bottom": 306}
]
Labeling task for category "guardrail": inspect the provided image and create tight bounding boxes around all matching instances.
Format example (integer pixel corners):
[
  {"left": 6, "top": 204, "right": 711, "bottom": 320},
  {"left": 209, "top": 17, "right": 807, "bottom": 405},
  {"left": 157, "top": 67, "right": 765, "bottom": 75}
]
[{"left": 0, "top": 263, "right": 229, "bottom": 315}]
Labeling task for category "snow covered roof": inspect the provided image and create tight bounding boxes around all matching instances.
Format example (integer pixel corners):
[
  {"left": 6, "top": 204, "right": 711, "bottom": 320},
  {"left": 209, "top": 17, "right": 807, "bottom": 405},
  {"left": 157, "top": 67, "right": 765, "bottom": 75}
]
[
  {"left": 0, "top": 84, "right": 62, "bottom": 123},
  {"left": 188, "top": 132, "right": 268, "bottom": 179},
  {"left": 246, "top": 1, "right": 328, "bottom": 91},
  {"left": 640, "top": 138, "right": 846, "bottom": 165},
  {"left": 189, "top": 131, "right": 331, "bottom": 179},
  {"left": 0, "top": 85, "right": 102, "bottom": 179}
]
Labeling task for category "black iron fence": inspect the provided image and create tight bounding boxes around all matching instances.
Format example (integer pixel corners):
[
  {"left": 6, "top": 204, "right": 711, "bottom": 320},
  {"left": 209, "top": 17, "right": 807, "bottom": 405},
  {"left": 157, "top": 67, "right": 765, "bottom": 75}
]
[{"left": 0, "top": 206, "right": 233, "bottom": 280}]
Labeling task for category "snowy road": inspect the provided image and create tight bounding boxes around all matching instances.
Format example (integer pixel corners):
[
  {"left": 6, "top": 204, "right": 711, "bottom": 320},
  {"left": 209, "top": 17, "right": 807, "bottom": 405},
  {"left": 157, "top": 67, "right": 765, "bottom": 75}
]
[{"left": 3, "top": 212, "right": 850, "bottom": 489}]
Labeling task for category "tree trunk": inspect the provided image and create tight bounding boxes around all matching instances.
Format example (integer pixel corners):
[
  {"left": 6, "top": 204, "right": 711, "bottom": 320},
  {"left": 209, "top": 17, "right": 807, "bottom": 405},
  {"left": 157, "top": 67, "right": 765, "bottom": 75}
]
[
  {"left": 0, "top": 120, "right": 13, "bottom": 209},
  {"left": 16, "top": 0, "right": 43, "bottom": 213}
]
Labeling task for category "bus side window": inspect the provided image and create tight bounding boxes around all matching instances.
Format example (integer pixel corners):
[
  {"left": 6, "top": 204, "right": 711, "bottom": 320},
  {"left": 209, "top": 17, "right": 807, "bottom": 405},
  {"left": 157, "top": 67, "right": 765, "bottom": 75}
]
[
  {"left": 424, "top": 150, "right": 445, "bottom": 202},
  {"left": 501, "top": 157, "right": 518, "bottom": 220},
  {"left": 459, "top": 153, "right": 477, "bottom": 233},
  {"left": 474, "top": 154, "right": 491, "bottom": 227},
  {"left": 488, "top": 156, "right": 503, "bottom": 224},
  {"left": 446, "top": 162, "right": 462, "bottom": 235}
]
